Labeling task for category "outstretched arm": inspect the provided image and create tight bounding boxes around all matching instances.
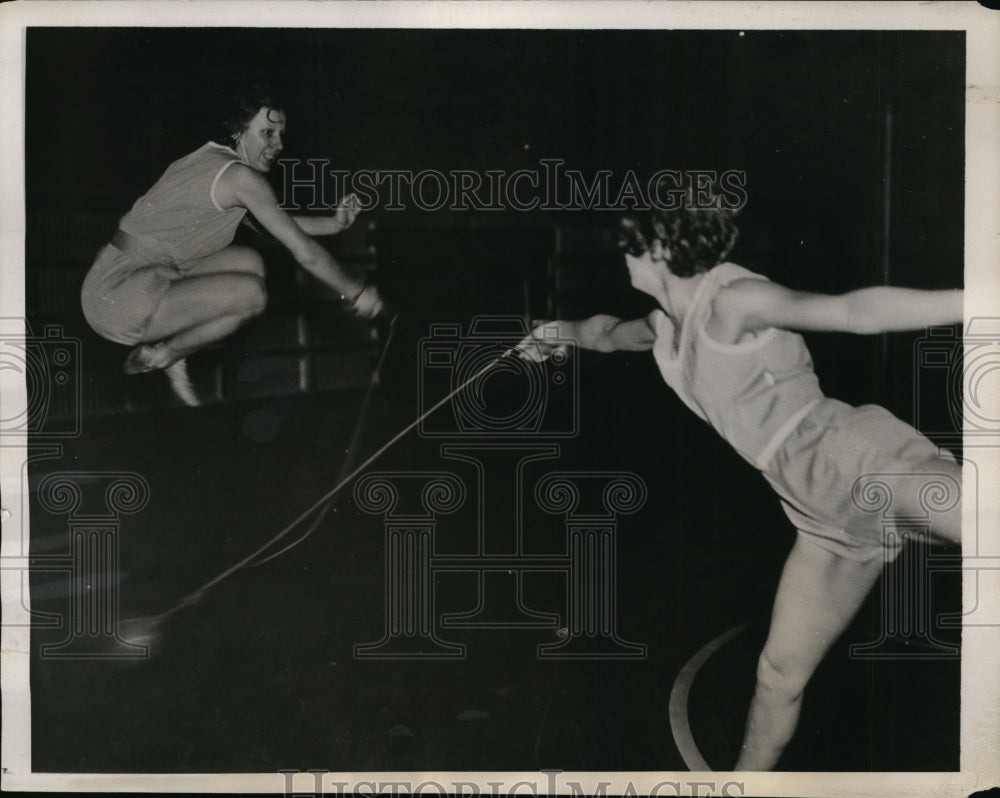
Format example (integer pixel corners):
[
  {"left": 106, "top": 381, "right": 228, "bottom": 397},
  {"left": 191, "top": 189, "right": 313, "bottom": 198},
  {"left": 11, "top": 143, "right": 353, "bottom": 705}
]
[
  {"left": 291, "top": 193, "right": 361, "bottom": 237},
  {"left": 518, "top": 312, "right": 658, "bottom": 360},
  {"left": 715, "top": 279, "right": 963, "bottom": 337},
  {"left": 221, "top": 166, "right": 378, "bottom": 313},
  {"left": 559, "top": 313, "right": 658, "bottom": 351}
]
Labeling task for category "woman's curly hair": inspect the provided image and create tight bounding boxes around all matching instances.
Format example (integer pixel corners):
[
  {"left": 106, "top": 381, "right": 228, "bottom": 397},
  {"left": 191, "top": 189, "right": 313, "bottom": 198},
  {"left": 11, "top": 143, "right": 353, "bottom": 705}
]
[
  {"left": 212, "top": 84, "right": 285, "bottom": 147},
  {"left": 619, "top": 181, "right": 740, "bottom": 277}
]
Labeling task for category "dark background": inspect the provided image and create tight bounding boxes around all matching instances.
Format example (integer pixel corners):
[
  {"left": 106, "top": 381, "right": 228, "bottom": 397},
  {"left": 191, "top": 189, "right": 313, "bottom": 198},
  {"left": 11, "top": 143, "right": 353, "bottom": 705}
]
[
  {"left": 24, "top": 28, "right": 965, "bottom": 775},
  {"left": 26, "top": 27, "right": 965, "bottom": 412}
]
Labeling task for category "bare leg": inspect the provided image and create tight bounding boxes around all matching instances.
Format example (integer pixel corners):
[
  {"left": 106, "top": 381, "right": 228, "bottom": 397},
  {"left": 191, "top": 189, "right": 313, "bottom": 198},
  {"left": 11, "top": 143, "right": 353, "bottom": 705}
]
[
  {"left": 123, "top": 247, "right": 267, "bottom": 406},
  {"left": 127, "top": 247, "right": 268, "bottom": 371},
  {"left": 734, "top": 539, "right": 884, "bottom": 770},
  {"left": 162, "top": 361, "right": 200, "bottom": 407},
  {"left": 146, "top": 309, "right": 262, "bottom": 364},
  {"left": 124, "top": 278, "right": 266, "bottom": 371}
]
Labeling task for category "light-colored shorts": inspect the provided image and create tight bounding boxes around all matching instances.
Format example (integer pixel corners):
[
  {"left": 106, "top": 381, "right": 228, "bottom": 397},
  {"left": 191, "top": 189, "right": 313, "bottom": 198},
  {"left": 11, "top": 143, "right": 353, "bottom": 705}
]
[
  {"left": 80, "top": 244, "right": 185, "bottom": 345},
  {"left": 81, "top": 242, "right": 263, "bottom": 346},
  {"left": 763, "top": 398, "right": 959, "bottom": 562}
]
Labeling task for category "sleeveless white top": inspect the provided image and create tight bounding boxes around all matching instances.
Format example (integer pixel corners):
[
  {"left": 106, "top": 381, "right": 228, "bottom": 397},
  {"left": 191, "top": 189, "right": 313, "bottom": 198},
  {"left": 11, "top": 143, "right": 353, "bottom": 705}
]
[
  {"left": 117, "top": 142, "right": 248, "bottom": 267},
  {"left": 652, "top": 263, "right": 824, "bottom": 470}
]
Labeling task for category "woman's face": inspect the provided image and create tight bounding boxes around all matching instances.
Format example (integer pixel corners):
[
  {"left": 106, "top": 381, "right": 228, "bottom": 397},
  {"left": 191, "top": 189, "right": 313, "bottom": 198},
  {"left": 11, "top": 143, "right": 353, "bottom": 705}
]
[{"left": 234, "top": 107, "right": 286, "bottom": 172}]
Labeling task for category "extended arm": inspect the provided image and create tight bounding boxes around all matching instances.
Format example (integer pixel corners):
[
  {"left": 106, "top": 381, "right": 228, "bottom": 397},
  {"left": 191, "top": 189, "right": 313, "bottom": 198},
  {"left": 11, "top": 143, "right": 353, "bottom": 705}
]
[
  {"left": 222, "top": 166, "right": 367, "bottom": 301},
  {"left": 291, "top": 216, "right": 345, "bottom": 237},
  {"left": 716, "top": 279, "right": 963, "bottom": 336},
  {"left": 519, "top": 312, "right": 658, "bottom": 360},
  {"left": 291, "top": 193, "right": 361, "bottom": 237},
  {"left": 549, "top": 313, "right": 658, "bottom": 351}
]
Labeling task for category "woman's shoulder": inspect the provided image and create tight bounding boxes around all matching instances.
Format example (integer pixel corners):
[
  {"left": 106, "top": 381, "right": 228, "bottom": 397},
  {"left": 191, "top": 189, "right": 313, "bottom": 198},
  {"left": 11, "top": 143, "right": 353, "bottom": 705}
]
[
  {"left": 706, "top": 264, "right": 776, "bottom": 316},
  {"left": 164, "top": 142, "right": 240, "bottom": 173},
  {"left": 203, "top": 140, "right": 240, "bottom": 156},
  {"left": 212, "top": 159, "right": 275, "bottom": 211},
  {"left": 702, "top": 265, "right": 785, "bottom": 344},
  {"left": 711, "top": 261, "right": 770, "bottom": 286}
]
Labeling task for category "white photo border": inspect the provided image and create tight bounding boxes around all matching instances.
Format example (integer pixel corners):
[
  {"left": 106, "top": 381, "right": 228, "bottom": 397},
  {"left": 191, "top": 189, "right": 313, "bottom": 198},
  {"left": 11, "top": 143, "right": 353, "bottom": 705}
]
[{"left": 1, "top": 2, "right": 997, "bottom": 795}]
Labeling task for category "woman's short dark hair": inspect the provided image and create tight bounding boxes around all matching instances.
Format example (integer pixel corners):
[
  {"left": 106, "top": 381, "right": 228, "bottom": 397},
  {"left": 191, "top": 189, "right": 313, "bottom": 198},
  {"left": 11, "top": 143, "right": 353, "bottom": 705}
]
[
  {"left": 213, "top": 84, "right": 285, "bottom": 146},
  {"left": 619, "top": 180, "right": 740, "bottom": 277}
]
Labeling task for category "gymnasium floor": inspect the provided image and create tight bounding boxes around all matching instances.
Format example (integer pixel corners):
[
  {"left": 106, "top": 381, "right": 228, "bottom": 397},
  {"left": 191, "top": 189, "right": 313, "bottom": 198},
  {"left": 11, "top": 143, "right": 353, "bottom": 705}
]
[{"left": 26, "top": 311, "right": 961, "bottom": 775}]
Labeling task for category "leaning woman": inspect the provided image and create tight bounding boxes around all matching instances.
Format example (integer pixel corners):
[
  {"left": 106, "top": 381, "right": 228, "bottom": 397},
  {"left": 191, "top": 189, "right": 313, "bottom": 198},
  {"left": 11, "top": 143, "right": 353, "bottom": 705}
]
[{"left": 520, "top": 186, "right": 962, "bottom": 769}]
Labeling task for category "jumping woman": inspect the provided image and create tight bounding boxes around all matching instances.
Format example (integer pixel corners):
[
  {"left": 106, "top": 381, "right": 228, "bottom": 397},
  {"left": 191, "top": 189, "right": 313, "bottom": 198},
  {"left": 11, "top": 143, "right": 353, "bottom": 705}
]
[{"left": 81, "top": 84, "right": 386, "bottom": 405}]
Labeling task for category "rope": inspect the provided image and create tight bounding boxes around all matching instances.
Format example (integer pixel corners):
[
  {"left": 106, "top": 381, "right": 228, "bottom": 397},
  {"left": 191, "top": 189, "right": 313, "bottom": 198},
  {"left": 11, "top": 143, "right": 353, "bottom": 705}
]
[{"left": 141, "top": 324, "right": 515, "bottom": 628}]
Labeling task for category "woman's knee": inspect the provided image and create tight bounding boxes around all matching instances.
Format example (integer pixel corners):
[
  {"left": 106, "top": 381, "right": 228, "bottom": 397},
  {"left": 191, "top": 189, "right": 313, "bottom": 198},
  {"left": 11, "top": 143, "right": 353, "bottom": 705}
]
[
  {"left": 755, "top": 648, "right": 808, "bottom": 703},
  {"left": 229, "top": 246, "right": 266, "bottom": 279},
  {"left": 192, "top": 245, "right": 266, "bottom": 279},
  {"left": 239, "top": 276, "right": 268, "bottom": 318}
]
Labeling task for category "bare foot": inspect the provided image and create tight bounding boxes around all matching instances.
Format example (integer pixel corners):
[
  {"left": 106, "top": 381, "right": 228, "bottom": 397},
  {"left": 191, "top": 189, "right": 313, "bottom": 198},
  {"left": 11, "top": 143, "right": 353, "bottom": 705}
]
[
  {"left": 164, "top": 360, "right": 200, "bottom": 407},
  {"left": 123, "top": 342, "right": 175, "bottom": 374}
]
